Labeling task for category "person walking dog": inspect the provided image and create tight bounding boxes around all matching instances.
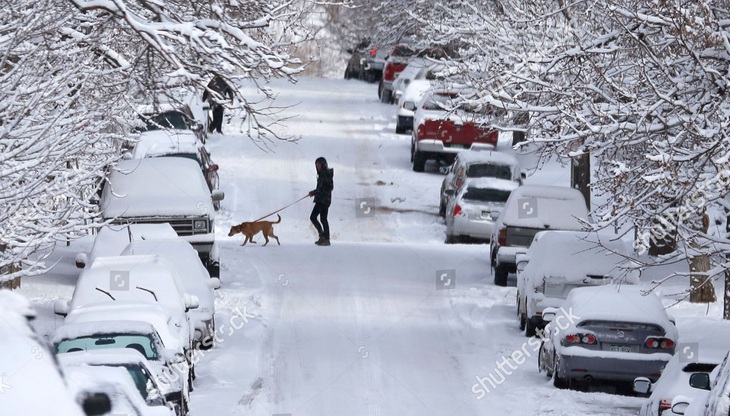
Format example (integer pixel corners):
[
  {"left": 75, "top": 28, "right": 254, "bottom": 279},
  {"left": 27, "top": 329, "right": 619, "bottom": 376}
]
[{"left": 309, "top": 157, "right": 334, "bottom": 246}]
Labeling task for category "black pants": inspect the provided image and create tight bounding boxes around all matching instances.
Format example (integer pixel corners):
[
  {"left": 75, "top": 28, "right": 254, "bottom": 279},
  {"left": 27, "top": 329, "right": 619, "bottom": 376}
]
[
  {"left": 209, "top": 105, "right": 224, "bottom": 133},
  {"left": 310, "top": 203, "right": 330, "bottom": 239}
]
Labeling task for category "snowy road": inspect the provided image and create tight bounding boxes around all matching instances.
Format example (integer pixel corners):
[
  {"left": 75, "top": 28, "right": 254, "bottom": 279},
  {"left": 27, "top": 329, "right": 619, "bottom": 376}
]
[{"left": 23, "top": 78, "right": 645, "bottom": 415}]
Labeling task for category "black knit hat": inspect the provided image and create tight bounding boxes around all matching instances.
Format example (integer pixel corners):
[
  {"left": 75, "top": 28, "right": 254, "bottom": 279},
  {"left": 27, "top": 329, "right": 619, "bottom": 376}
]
[{"left": 315, "top": 157, "right": 328, "bottom": 168}]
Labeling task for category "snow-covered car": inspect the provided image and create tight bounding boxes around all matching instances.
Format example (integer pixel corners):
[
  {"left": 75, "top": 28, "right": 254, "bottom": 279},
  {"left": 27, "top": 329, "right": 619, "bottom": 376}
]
[
  {"left": 538, "top": 286, "right": 677, "bottom": 390},
  {"left": 674, "top": 350, "right": 730, "bottom": 416},
  {"left": 75, "top": 223, "right": 179, "bottom": 269},
  {"left": 129, "top": 130, "right": 222, "bottom": 209},
  {"left": 52, "top": 311, "right": 191, "bottom": 414},
  {"left": 395, "top": 79, "right": 431, "bottom": 134},
  {"left": 439, "top": 151, "right": 523, "bottom": 217},
  {"left": 63, "top": 364, "right": 175, "bottom": 416},
  {"left": 379, "top": 44, "right": 416, "bottom": 103},
  {"left": 54, "top": 255, "right": 198, "bottom": 348},
  {"left": 391, "top": 58, "right": 427, "bottom": 107},
  {"left": 489, "top": 185, "right": 589, "bottom": 286},
  {"left": 411, "top": 89, "right": 498, "bottom": 172},
  {"left": 0, "top": 291, "right": 107, "bottom": 416},
  {"left": 99, "top": 157, "right": 223, "bottom": 277},
  {"left": 634, "top": 319, "right": 730, "bottom": 416},
  {"left": 121, "top": 239, "right": 220, "bottom": 349},
  {"left": 444, "top": 178, "right": 518, "bottom": 243},
  {"left": 136, "top": 102, "right": 207, "bottom": 144},
  {"left": 58, "top": 349, "right": 174, "bottom": 413},
  {"left": 516, "top": 230, "right": 640, "bottom": 337}
]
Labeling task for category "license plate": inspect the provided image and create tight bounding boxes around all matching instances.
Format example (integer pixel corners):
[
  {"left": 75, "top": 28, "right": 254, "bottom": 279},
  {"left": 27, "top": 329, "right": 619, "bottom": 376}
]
[
  {"left": 482, "top": 211, "right": 491, "bottom": 218},
  {"left": 610, "top": 345, "right": 632, "bottom": 353},
  {"left": 451, "top": 144, "right": 466, "bottom": 149}
]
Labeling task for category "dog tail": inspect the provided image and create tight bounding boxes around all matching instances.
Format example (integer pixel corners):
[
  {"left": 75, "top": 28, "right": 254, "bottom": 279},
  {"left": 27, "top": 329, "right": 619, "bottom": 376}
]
[{"left": 274, "top": 214, "right": 281, "bottom": 224}]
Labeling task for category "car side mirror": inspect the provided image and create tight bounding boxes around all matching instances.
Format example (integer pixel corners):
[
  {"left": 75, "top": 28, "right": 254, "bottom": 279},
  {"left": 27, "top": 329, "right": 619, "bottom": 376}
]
[
  {"left": 209, "top": 164, "right": 219, "bottom": 172},
  {"left": 521, "top": 171, "right": 527, "bottom": 180},
  {"left": 490, "top": 210, "right": 501, "bottom": 221},
  {"left": 394, "top": 91, "right": 403, "bottom": 100},
  {"left": 81, "top": 393, "right": 112, "bottom": 416},
  {"left": 541, "top": 307, "right": 558, "bottom": 323},
  {"left": 212, "top": 190, "right": 225, "bottom": 202},
  {"left": 689, "top": 372, "right": 711, "bottom": 390},
  {"left": 207, "top": 278, "right": 221, "bottom": 290},
  {"left": 75, "top": 252, "right": 88, "bottom": 269},
  {"left": 445, "top": 189, "right": 455, "bottom": 196},
  {"left": 54, "top": 300, "right": 69, "bottom": 317},
  {"left": 191, "top": 123, "right": 203, "bottom": 132},
  {"left": 184, "top": 294, "right": 200, "bottom": 311},
  {"left": 439, "top": 166, "right": 450, "bottom": 175},
  {"left": 633, "top": 376, "right": 652, "bottom": 394},
  {"left": 670, "top": 395, "right": 691, "bottom": 415}
]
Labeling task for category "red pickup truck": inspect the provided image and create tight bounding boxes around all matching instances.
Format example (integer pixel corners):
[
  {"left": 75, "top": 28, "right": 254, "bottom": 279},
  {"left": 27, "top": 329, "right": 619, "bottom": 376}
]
[
  {"left": 411, "top": 92, "right": 498, "bottom": 172},
  {"left": 378, "top": 44, "right": 415, "bottom": 104}
]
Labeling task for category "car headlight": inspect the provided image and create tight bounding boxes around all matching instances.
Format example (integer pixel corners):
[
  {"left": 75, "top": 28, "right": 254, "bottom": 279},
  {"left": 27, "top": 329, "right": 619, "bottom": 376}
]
[{"left": 193, "top": 220, "right": 207, "bottom": 231}]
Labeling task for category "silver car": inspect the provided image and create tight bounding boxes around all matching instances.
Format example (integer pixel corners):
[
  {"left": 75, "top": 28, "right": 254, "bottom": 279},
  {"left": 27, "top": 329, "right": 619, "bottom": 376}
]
[{"left": 444, "top": 178, "right": 518, "bottom": 243}]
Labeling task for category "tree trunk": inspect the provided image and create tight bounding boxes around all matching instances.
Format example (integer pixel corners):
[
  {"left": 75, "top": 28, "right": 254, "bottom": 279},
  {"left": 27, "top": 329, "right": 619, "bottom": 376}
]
[
  {"left": 725, "top": 214, "right": 730, "bottom": 319},
  {"left": 570, "top": 149, "right": 591, "bottom": 211},
  {"left": 689, "top": 213, "right": 715, "bottom": 303}
]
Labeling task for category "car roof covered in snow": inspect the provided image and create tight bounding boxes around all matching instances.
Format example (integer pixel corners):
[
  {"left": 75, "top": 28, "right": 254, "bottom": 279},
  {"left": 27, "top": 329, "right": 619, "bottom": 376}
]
[
  {"left": 88, "top": 224, "right": 178, "bottom": 264},
  {"left": 560, "top": 286, "right": 676, "bottom": 333},
  {"left": 523, "top": 230, "right": 640, "bottom": 284},
  {"left": 499, "top": 184, "right": 588, "bottom": 229},
  {"left": 101, "top": 158, "right": 213, "bottom": 218},
  {"left": 455, "top": 150, "right": 520, "bottom": 167},
  {"left": 401, "top": 79, "right": 433, "bottom": 103},
  {"left": 131, "top": 130, "right": 201, "bottom": 159}
]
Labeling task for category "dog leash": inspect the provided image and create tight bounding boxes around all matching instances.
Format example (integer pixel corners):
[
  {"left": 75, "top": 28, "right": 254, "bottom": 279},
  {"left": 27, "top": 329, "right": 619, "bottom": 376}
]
[{"left": 251, "top": 194, "right": 310, "bottom": 223}]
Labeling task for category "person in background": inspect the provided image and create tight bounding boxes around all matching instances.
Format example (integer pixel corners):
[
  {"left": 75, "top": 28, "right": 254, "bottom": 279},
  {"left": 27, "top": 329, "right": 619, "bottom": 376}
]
[
  {"left": 308, "top": 157, "right": 334, "bottom": 246},
  {"left": 202, "top": 75, "right": 234, "bottom": 134}
]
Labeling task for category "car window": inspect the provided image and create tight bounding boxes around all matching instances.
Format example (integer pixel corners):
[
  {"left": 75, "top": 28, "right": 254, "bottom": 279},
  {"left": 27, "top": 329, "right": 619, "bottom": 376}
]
[
  {"left": 122, "top": 364, "right": 150, "bottom": 400},
  {"left": 462, "top": 188, "right": 512, "bottom": 203},
  {"left": 141, "top": 111, "right": 189, "bottom": 131},
  {"left": 467, "top": 164, "right": 512, "bottom": 180},
  {"left": 56, "top": 334, "right": 159, "bottom": 360},
  {"left": 156, "top": 153, "right": 203, "bottom": 169}
]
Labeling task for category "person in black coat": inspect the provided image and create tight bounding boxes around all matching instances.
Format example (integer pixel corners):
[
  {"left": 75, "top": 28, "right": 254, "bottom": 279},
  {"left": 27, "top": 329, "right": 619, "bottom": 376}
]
[
  {"left": 202, "top": 75, "right": 234, "bottom": 134},
  {"left": 308, "top": 157, "right": 334, "bottom": 246}
]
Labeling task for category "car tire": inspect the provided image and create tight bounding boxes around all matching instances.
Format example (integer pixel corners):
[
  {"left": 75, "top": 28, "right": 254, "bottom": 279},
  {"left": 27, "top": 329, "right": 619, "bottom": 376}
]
[
  {"left": 395, "top": 124, "right": 406, "bottom": 134},
  {"left": 377, "top": 80, "right": 384, "bottom": 100},
  {"left": 206, "top": 260, "right": 220, "bottom": 279},
  {"left": 539, "top": 344, "right": 553, "bottom": 378},
  {"left": 439, "top": 200, "right": 446, "bottom": 217},
  {"left": 494, "top": 264, "right": 508, "bottom": 286},
  {"left": 525, "top": 317, "right": 537, "bottom": 337},
  {"left": 412, "top": 150, "right": 426, "bottom": 172},
  {"left": 445, "top": 235, "right": 457, "bottom": 244},
  {"left": 380, "top": 89, "right": 392, "bottom": 104},
  {"left": 552, "top": 355, "right": 569, "bottom": 389},
  {"left": 519, "top": 312, "right": 526, "bottom": 331}
]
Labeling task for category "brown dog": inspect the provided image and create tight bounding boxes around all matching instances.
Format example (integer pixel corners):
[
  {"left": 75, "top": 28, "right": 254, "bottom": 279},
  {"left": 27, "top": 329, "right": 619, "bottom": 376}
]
[{"left": 228, "top": 214, "right": 281, "bottom": 246}]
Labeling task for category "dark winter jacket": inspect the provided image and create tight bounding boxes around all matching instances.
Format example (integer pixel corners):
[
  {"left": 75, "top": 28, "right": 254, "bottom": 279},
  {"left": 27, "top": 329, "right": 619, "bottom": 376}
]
[
  {"left": 313, "top": 167, "right": 334, "bottom": 206},
  {"left": 202, "top": 76, "right": 234, "bottom": 104}
]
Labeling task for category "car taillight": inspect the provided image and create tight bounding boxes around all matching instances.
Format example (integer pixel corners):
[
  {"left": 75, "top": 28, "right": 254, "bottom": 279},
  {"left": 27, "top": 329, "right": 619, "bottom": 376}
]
[
  {"left": 498, "top": 228, "right": 506, "bottom": 246},
  {"left": 384, "top": 65, "right": 395, "bottom": 81},
  {"left": 565, "top": 333, "right": 597, "bottom": 345},
  {"left": 453, "top": 204, "right": 463, "bottom": 216},
  {"left": 658, "top": 400, "right": 671, "bottom": 411},
  {"left": 370, "top": 48, "right": 376, "bottom": 56},
  {"left": 645, "top": 337, "right": 674, "bottom": 349}
]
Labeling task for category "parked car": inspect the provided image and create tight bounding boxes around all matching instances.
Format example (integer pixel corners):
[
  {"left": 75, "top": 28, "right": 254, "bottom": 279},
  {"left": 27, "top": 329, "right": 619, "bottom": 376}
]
[
  {"left": 391, "top": 58, "right": 428, "bottom": 106},
  {"left": 516, "top": 230, "right": 640, "bottom": 337},
  {"left": 0, "top": 291, "right": 107, "bottom": 416},
  {"left": 538, "top": 285, "right": 677, "bottom": 390},
  {"left": 444, "top": 178, "right": 518, "bottom": 243},
  {"left": 344, "top": 39, "right": 387, "bottom": 83},
  {"left": 129, "top": 130, "right": 221, "bottom": 209},
  {"left": 411, "top": 89, "right": 498, "bottom": 172},
  {"left": 120, "top": 239, "right": 220, "bottom": 349},
  {"left": 63, "top": 364, "right": 175, "bottom": 416},
  {"left": 489, "top": 184, "right": 589, "bottom": 286},
  {"left": 136, "top": 102, "right": 207, "bottom": 144},
  {"left": 395, "top": 79, "right": 432, "bottom": 134},
  {"left": 75, "top": 223, "right": 179, "bottom": 269},
  {"left": 99, "top": 157, "right": 223, "bottom": 277},
  {"left": 634, "top": 319, "right": 730, "bottom": 416},
  {"left": 52, "top": 308, "right": 191, "bottom": 414},
  {"left": 58, "top": 349, "right": 175, "bottom": 414},
  {"left": 439, "top": 151, "right": 523, "bottom": 217},
  {"left": 379, "top": 44, "right": 416, "bottom": 103},
  {"left": 674, "top": 348, "right": 730, "bottom": 416}
]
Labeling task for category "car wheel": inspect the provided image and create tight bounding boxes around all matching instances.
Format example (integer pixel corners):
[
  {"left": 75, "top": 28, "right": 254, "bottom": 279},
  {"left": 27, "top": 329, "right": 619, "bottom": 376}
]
[
  {"left": 494, "top": 264, "right": 508, "bottom": 286},
  {"left": 519, "top": 312, "right": 526, "bottom": 331},
  {"left": 539, "top": 344, "right": 553, "bottom": 377},
  {"left": 377, "top": 80, "right": 384, "bottom": 100},
  {"left": 206, "top": 260, "right": 220, "bottom": 279},
  {"left": 380, "top": 89, "right": 392, "bottom": 104},
  {"left": 412, "top": 150, "right": 426, "bottom": 172},
  {"left": 525, "top": 317, "right": 537, "bottom": 337},
  {"left": 552, "top": 354, "right": 569, "bottom": 389},
  {"left": 395, "top": 124, "right": 405, "bottom": 134},
  {"left": 438, "top": 200, "right": 446, "bottom": 217}
]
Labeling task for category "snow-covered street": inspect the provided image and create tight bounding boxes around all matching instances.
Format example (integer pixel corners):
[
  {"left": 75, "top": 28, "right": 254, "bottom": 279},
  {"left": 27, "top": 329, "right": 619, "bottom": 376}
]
[{"left": 23, "top": 78, "right": 663, "bottom": 415}]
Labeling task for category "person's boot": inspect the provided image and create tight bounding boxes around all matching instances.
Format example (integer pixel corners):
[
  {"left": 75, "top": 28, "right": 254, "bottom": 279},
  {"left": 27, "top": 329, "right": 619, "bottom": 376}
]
[
  {"left": 315, "top": 234, "right": 325, "bottom": 245},
  {"left": 319, "top": 238, "right": 331, "bottom": 246}
]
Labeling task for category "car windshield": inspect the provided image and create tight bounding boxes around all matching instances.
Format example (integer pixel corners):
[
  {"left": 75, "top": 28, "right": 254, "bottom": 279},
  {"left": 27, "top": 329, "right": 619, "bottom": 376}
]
[
  {"left": 55, "top": 334, "right": 159, "bottom": 360},
  {"left": 467, "top": 164, "right": 512, "bottom": 180},
  {"left": 462, "top": 188, "right": 512, "bottom": 203},
  {"left": 140, "top": 111, "right": 189, "bottom": 131},
  {"left": 156, "top": 153, "right": 203, "bottom": 168}
]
